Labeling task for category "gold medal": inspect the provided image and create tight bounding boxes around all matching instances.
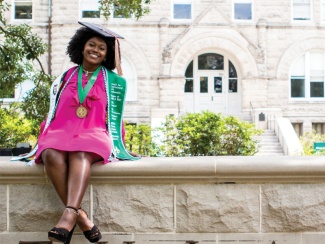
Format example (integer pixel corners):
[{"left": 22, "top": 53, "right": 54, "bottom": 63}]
[{"left": 76, "top": 105, "right": 87, "bottom": 118}]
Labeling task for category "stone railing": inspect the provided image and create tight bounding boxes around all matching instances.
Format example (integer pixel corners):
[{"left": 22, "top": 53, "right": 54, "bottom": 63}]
[
  {"left": 274, "top": 118, "right": 304, "bottom": 156},
  {"left": 1, "top": 156, "right": 325, "bottom": 244}
]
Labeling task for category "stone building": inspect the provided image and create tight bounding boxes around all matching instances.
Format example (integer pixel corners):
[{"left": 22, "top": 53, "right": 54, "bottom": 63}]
[{"left": 3, "top": 0, "right": 325, "bottom": 135}]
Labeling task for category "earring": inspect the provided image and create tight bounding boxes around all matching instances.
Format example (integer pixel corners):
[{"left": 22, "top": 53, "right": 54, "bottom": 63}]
[{"left": 104, "top": 58, "right": 106, "bottom": 62}]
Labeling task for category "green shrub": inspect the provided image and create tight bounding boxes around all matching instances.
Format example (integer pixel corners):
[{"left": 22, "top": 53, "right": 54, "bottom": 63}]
[
  {"left": 124, "top": 122, "right": 161, "bottom": 156},
  {"left": 300, "top": 131, "right": 325, "bottom": 155},
  {"left": 159, "top": 111, "right": 262, "bottom": 156},
  {"left": 0, "top": 104, "right": 36, "bottom": 148}
]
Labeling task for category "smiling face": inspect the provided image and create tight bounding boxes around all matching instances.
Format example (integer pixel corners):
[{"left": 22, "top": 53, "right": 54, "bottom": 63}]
[{"left": 82, "top": 36, "right": 107, "bottom": 70}]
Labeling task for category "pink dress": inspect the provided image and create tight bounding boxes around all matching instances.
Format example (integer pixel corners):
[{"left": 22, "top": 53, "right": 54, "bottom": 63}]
[{"left": 35, "top": 67, "right": 114, "bottom": 164}]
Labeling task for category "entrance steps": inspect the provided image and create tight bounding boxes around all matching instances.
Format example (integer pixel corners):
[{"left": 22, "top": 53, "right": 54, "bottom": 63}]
[{"left": 254, "top": 129, "right": 284, "bottom": 156}]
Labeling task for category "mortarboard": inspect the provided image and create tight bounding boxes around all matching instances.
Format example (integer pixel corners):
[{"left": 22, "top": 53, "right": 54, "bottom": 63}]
[{"left": 78, "top": 21, "right": 124, "bottom": 76}]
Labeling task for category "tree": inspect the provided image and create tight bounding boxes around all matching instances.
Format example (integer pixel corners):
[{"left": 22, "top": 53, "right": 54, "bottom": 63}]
[
  {"left": 0, "top": 1, "right": 53, "bottom": 135},
  {"left": 99, "top": 0, "right": 154, "bottom": 19},
  {"left": 0, "top": 0, "right": 154, "bottom": 136}
]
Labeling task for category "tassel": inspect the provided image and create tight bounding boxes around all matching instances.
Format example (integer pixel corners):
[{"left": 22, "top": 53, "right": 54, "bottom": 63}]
[{"left": 115, "top": 38, "right": 123, "bottom": 76}]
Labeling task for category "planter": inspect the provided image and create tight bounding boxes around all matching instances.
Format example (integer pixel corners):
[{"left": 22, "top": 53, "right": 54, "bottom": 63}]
[{"left": 0, "top": 148, "right": 13, "bottom": 156}]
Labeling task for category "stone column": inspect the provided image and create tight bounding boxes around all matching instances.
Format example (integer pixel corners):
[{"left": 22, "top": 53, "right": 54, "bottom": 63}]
[
  {"left": 158, "top": 76, "right": 184, "bottom": 110},
  {"left": 158, "top": 18, "right": 170, "bottom": 76},
  {"left": 256, "top": 18, "right": 268, "bottom": 78}
]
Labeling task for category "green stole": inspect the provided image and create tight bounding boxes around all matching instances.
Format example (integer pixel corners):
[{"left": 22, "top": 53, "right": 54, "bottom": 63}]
[
  {"left": 11, "top": 66, "right": 140, "bottom": 163},
  {"left": 104, "top": 68, "right": 140, "bottom": 160}
]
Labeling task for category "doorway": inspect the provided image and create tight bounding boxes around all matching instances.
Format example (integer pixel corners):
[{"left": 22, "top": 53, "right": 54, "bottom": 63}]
[{"left": 184, "top": 52, "right": 241, "bottom": 114}]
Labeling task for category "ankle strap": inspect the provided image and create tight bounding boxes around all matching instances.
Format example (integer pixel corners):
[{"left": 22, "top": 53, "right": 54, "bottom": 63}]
[{"left": 66, "top": 206, "right": 79, "bottom": 214}]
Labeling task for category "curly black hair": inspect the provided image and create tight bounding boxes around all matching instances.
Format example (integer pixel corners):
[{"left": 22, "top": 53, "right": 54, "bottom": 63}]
[{"left": 66, "top": 27, "right": 119, "bottom": 71}]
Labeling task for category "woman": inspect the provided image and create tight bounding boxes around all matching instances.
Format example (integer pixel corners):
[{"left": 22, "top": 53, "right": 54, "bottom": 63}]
[{"left": 13, "top": 22, "right": 140, "bottom": 243}]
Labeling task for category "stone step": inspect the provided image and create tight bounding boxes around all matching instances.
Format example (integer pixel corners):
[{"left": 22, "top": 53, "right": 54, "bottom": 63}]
[
  {"left": 254, "top": 129, "right": 284, "bottom": 156},
  {"left": 254, "top": 152, "right": 285, "bottom": 156}
]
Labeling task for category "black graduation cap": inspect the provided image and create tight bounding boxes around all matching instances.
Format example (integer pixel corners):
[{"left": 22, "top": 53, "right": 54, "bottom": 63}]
[
  {"left": 78, "top": 21, "right": 124, "bottom": 40},
  {"left": 78, "top": 21, "right": 124, "bottom": 76}
]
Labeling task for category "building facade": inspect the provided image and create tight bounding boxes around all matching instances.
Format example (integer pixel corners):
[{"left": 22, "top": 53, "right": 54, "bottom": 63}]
[{"left": 3, "top": 0, "right": 325, "bottom": 135}]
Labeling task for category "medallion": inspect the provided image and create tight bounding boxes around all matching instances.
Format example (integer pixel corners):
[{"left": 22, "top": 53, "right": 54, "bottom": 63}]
[{"left": 76, "top": 105, "right": 87, "bottom": 118}]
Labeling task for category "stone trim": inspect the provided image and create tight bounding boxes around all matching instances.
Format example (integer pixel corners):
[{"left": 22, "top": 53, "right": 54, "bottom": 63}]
[{"left": 1, "top": 156, "right": 325, "bottom": 184}]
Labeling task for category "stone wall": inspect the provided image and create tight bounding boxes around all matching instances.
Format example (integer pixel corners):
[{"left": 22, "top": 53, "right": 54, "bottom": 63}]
[
  {"left": 1, "top": 156, "right": 325, "bottom": 244},
  {"left": 4, "top": 0, "right": 325, "bottom": 128}
]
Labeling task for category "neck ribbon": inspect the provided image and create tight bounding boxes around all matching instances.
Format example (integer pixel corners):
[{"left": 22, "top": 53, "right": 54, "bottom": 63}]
[{"left": 78, "top": 65, "right": 101, "bottom": 104}]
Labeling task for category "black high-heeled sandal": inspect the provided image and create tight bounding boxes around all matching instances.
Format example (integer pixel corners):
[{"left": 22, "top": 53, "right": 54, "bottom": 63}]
[
  {"left": 65, "top": 224, "right": 76, "bottom": 244},
  {"left": 48, "top": 206, "right": 78, "bottom": 243},
  {"left": 79, "top": 208, "right": 102, "bottom": 243}
]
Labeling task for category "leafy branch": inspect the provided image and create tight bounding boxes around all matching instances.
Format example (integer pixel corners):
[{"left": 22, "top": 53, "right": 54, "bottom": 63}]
[{"left": 99, "top": 0, "right": 154, "bottom": 19}]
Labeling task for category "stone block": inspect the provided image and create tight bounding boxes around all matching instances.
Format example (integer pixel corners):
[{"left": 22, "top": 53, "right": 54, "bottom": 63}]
[
  {"left": 262, "top": 184, "right": 325, "bottom": 232},
  {"left": 9, "top": 185, "right": 63, "bottom": 232},
  {"left": 0, "top": 185, "right": 6, "bottom": 232},
  {"left": 176, "top": 184, "right": 260, "bottom": 233},
  {"left": 93, "top": 185, "right": 174, "bottom": 232},
  {"left": 302, "top": 234, "right": 325, "bottom": 244},
  {"left": 134, "top": 233, "right": 217, "bottom": 243},
  {"left": 218, "top": 233, "right": 301, "bottom": 244},
  {"left": 0, "top": 232, "right": 50, "bottom": 244}
]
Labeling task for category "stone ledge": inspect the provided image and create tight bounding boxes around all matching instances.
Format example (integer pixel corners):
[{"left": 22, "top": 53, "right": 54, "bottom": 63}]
[{"left": 1, "top": 156, "right": 325, "bottom": 184}]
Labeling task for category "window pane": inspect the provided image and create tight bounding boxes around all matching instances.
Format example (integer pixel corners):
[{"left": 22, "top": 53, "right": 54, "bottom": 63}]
[
  {"left": 292, "top": 123, "right": 303, "bottom": 136},
  {"left": 214, "top": 77, "right": 222, "bottom": 93},
  {"left": 81, "top": 0, "right": 100, "bottom": 18},
  {"left": 229, "top": 79, "right": 237, "bottom": 93},
  {"left": 310, "top": 52, "right": 324, "bottom": 70},
  {"left": 82, "top": 11, "right": 100, "bottom": 18},
  {"left": 15, "top": 3, "right": 32, "bottom": 19},
  {"left": 174, "top": 4, "right": 191, "bottom": 19},
  {"left": 200, "top": 77, "right": 208, "bottom": 93},
  {"left": 310, "top": 82, "right": 324, "bottom": 97},
  {"left": 198, "top": 53, "right": 224, "bottom": 70},
  {"left": 291, "top": 55, "right": 305, "bottom": 76},
  {"left": 185, "top": 60, "right": 193, "bottom": 78},
  {"left": 291, "top": 78, "right": 305, "bottom": 97},
  {"left": 312, "top": 123, "right": 325, "bottom": 134},
  {"left": 234, "top": 3, "right": 252, "bottom": 20},
  {"left": 293, "top": 0, "right": 310, "bottom": 4},
  {"left": 185, "top": 79, "right": 193, "bottom": 93},
  {"left": 293, "top": 3, "right": 310, "bottom": 20},
  {"left": 229, "top": 61, "right": 237, "bottom": 78}
]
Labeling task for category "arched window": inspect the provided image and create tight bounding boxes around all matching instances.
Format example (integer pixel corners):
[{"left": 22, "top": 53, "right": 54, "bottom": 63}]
[
  {"left": 121, "top": 57, "right": 137, "bottom": 101},
  {"left": 198, "top": 53, "right": 224, "bottom": 70},
  {"left": 184, "top": 60, "right": 193, "bottom": 93},
  {"left": 290, "top": 51, "right": 325, "bottom": 99},
  {"left": 229, "top": 61, "right": 237, "bottom": 93}
]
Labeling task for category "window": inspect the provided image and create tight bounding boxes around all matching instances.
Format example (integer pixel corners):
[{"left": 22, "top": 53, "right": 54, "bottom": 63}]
[
  {"left": 81, "top": 0, "right": 100, "bottom": 19},
  {"left": 290, "top": 52, "right": 325, "bottom": 99},
  {"left": 120, "top": 57, "right": 137, "bottom": 101},
  {"left": 292, "top": 0, "right": 311, "bottom": 21},
  {"left": 229, "top": 61, "right": 238, "bottom": 93},
  {"left": 200, "top": 77, "right": 208, "bottom": 93},
  {"left": 198, "top": 53, "right": 224, "bottom": 70},
  {"left": 184, "top": 61, "right": 193, "bottom": 93},
  {"left": 173, "top": 0, "right": 192, "bottom": 20},
  {"left": 234, "top": 0, "right": 252, "bottom": 20},
  {"left": 14, "top": 0, "right": 32, "bottom": 20},
  {"left": 292, "top": 123, "right": 303, "bottom": 137},
  {"left": 312, "top": 123, "right": 325, "bottom": 134}
]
